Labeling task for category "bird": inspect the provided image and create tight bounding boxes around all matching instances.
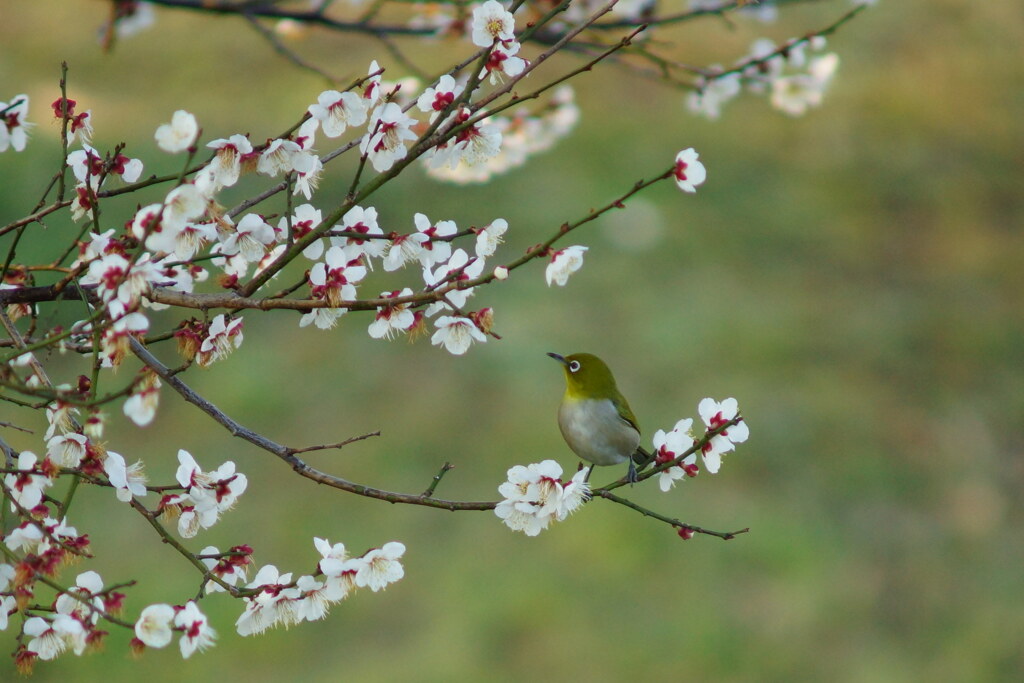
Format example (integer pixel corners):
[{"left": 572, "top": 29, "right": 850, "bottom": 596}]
[{"left": 548, "top": 352, "right": 651, "bottom": 483}]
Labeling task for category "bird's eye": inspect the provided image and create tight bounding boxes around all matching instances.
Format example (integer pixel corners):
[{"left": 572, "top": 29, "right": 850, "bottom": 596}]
[{"left": 569, "top": 360, "right": 581, "bottom": 372}]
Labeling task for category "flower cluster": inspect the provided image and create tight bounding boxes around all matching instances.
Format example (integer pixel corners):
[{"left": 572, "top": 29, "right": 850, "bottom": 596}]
[
  {"left": 233, "top": 539, "right": 405, "bottom": 636},
  {"left": 158, "top": 450, "right": 248, "bottom": 538},
  {"left": 495, "top": 460, "right": 590, "bottom": 535},
  {"left": 650, "top": 397, "right": 749, "bottom": 492},
  {"left": 688, "top": 36, "right": 840, "bottom": 119},
  {"left": 9, "top": 571, "right": 125, "bottom": 669}
]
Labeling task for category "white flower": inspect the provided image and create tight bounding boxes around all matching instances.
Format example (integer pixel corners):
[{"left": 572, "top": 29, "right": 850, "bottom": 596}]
[
  {"left": 382, "top": 231, "right": 428, "bottom": 271},
  {"left": 482, "top": 40, "right": 527, "bottom": 84},
  {"left": 673, "top": 148, "right": 706, "bottom": 193},
  {"left": 431, "top": 315, "right": 487, "bottom": 355},
  {"left": 697, "top": 398, "right": 749, "bottom": 473},
  {"left": 196, "top": 315, "right": 244, "bottom": 367},
  {"left": 200, "top": 545, "right": 250, "bottom": 593},
  {"left": 104, "top": 450, "right": 148, "bottom": 502},
  {"left": 314, "top": 537, "right": 350, "bottom": 576},
  {"left": 353, "top": 541, "right": 406, "bottom": 592},
  {"left": 308, "top": 90, "right": 368, "bottom": 137},
  {"left": 494, "top": 460, "right": 583, "bottom": 535},
  {"left": 360, "top": 102, "right": 418, "bottom": 172},
  {"left": 3, "top": 451, "right": 52, "bottom": 510},
  {"left": 220, "top": 214, "right": 277, "bottom": 263},
  {"left": 413, "top": 213, "right": 457, "bottom": 268},
  {"left": 123, "top": 372, "right": 161, "bottom": 427},
  {"left": 281, "top": 203, "right": 325, "bottom": 260},
  {"left": 652, "top": 418, "right": 698, "bottom": 492},
  {"left": 471, "top": 0, "right": 516, "bottom": 47},
  {"left": 135, "top": 604, "right": 175, "bottom": 648},
  {"left": 416, "top": 75, "right": 464, "bottom": 118},
  {"left": 257, "top": 138, "right": 301, "bottom": 177},
  {"left": 333, "top": 205, "right": 386, "bottom": 260},
  {"left": 155, "top": 110, "right": 198, "bottom": 153},
  {"left": 163, "top": 183, "right": 207, "bottom": 228},
  {"left": 24, "top": 615, "right": 82, "bottom": 660},
  {"left": 309, "top": 245, "right": 367, "bottom": 307},
  {"left": 206, "top": 134, "right": 253, "bottom": 187},
  {"left": 46, "top": 433, "right": 88, "bottom": 468},
  {"left": 368, "top": 288, "right": 416, "bottom": 339},
  {"left": 545, "top": 245, "right": 588, "bottom": 286},
  {"left": 54, "top": 571, "right": 104, "bottom": 626},
  {"left": 0, "top": 94, "right": 32, "bottom": 152},
  {"left": 236, "top": 565, "right": 293, "bottom": 636},
  {"left": 174, "top": 601, "right": 216, "bottom": 658},
  {"left": 475, "top": 218, "right": 507, "bottom": 257}
]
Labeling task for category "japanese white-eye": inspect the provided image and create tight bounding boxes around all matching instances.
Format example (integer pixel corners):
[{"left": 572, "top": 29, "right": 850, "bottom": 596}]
[{"left": 548, "top": 352, "right": 650, "bottom": 483}]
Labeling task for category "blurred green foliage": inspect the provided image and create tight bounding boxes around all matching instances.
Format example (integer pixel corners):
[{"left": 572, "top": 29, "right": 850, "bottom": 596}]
[{"left": 1, "top": 0, "right": 1022, "bottom": 680}]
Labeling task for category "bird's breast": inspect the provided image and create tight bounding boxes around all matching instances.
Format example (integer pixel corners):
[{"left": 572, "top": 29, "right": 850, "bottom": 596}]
[{"left": 557, "top": 397, "right": 641, "bottom": 466}]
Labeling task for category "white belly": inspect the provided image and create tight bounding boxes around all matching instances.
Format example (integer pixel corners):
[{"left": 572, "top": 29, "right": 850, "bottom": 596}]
[{"left": 558, "top": 398, "right": 640, "bottom": 466}]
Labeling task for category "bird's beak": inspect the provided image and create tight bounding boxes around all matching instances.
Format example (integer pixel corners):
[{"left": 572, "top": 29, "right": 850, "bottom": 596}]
[{"left": 547, "top": 352, "right": 568, "bottom": 367}]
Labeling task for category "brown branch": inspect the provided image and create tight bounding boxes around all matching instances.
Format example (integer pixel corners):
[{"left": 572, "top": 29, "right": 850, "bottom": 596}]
[{"left": 128, "top": 337, "right": 497, "bottom": 511}]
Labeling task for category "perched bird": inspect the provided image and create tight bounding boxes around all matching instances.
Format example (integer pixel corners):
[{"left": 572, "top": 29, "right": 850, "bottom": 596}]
[{"left": 548, "top": 352, "right": 650, "bottom": 483}]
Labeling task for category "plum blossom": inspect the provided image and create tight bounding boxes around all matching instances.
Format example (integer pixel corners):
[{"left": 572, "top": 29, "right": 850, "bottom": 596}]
[
  {"left": 474, "top": 218, "right": 507, "bottom": 258},
  {"left": 545, "top": 245, "right": 588, "bottom": 286},
  {"left": 352, "top": 542, "right": 406, "bottom": 592},
  {"left": 199, "top": 544, "right": 252, "bottom": 593},
  {"left": 134, "top": 604, "right": 175, "bottom": 648},
  {"left": 360, "top": 102, "right": 418, "bottom": 172},
  {"left": 256, "top": 138, "right": 301, "bottom": 177},
  {"left": 697, "top": 397, "right": 749, "bottom": 473},
  {"left": 482, "top": 40, "right": 527, "bottom": 84},
  {"left": 368, "top": 288, "right": 416, "bottom": 339},
  {"left": 220, "top": 214, "right": 277, "bottom": 263},
  {"left": 309, "top": 245, "right": 367, "bottom": 307},
  {"left": 4, "top": 451, "right": 52, "bottom": 510},
  {"left": 23, "top": 614, "right": 84, "bottom": 660},
  {"left": 416, "top": 75, "right": 464, "bottom": 119},
  {"left": 494, "top": 460, "right": 589, "bottom": 535},
  {"left": 471, "top": 0, "right": 516, "bottom": 47},
  {"left": 155, "top": 110, "right": 198, "bottom": 153},
  {"left": 206, "top": 134, "right": 252, "bottom": 187},
  {"left": 0, "top": 94, "right": 32, "bottom": 152},
  {"left": 280, "top": 203, "right": 325, "bottom": 260},
  {"left": 54, "top": 571, "right": 105, "bottom": 627},
  {"left": 308, "top": 89, "right": 368, "bottom": 137},
  {"left": 291, "top": 150, "right": 323, "bottom": 199},
  {"left": 332, "top": 205, "right": 386, "bottom": 261},
  {"left": 104, "top": 450, "right": 148, "bottom": 502},
  {"left": 431, "top": 315, "right": 487, "bottom": 355},
  {"left": 174, "top": 601, "right": 216, "bottom": 658},
  {"left": 123, "top": 371, "right": 161, "bottom": 427},
  {"left": 413, "top": 213, "right": 457, "bottom": 268},
  {"left": 235, "top": 564, "right": 295, "bottom": 636},
  {"left": 196, "top": 314, "right": 244, "bottom": 367},
  {"left": 673, "top": 148, "right": 706, "bottom": 193},
  {"left": 46, "top": 433, "right": 89, "bottom": 468},
  {"left": 652, "top": 418, "right": 699, "bottom": 492}
]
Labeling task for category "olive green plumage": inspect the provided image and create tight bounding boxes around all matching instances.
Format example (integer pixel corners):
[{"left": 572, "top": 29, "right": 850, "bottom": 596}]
[{"left": 548, "top": 352, "right": 649, "bottom": 482}]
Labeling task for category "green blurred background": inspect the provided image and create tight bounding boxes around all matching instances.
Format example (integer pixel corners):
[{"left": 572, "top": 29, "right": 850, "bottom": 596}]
[{"left": 2, "top": 0, "right": 1022, "bottom": 680}]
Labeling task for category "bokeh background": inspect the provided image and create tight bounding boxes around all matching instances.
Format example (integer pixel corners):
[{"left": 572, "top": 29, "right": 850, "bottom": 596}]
[{"left": 1, "top": 0, "right": 1022, "bottom": 680}]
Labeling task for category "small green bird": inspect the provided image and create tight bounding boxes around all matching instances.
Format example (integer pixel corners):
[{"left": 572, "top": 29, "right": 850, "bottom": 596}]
[{"left": 548, "top": 352, "right": 650, "bottom": 483}]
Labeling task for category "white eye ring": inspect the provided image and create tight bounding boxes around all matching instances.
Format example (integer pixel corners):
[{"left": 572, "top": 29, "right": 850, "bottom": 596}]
[{"left": 568, "top": 360, "right": 581, "bottom": 372}]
